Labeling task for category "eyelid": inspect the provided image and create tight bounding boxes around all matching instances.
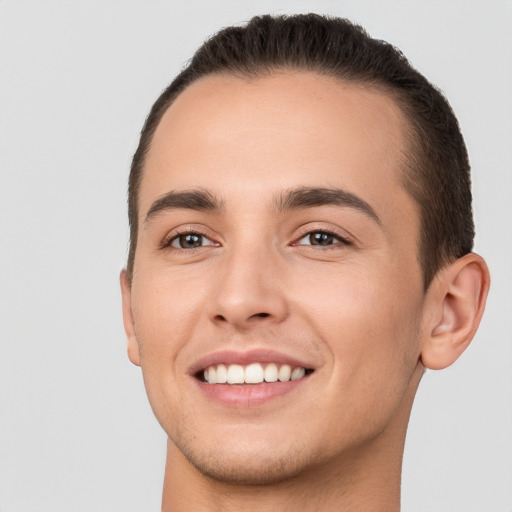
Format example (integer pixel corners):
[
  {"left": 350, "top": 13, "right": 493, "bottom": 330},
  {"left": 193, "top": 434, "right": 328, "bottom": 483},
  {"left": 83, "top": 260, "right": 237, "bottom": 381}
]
[
  {"left": 158, "top": 223, "right": 354, "bottom": 251},
  {"left": 160, "top": 225, "right": 220, "bottom": 250},
  {"left": 170, "top": 233, "right": 216, "bottom": 249},
  {"left": 292, "top": 224, "right": 354, "bottom": 247}
]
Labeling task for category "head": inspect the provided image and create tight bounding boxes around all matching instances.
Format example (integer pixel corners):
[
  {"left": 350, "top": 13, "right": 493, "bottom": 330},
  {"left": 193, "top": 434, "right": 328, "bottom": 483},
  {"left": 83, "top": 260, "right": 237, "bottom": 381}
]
[
  {"left": 121, "top": 14, "right": 489, "bottom": 487},
  {"left": 127, "top": 13, "right": 474, "bottom": 290}
]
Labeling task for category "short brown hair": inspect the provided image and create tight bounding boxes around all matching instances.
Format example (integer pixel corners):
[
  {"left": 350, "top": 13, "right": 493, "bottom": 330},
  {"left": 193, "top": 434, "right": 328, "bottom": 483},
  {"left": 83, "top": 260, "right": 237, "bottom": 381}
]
[{"left": 127, "top": 14, "right": 474, "bottom": 289}]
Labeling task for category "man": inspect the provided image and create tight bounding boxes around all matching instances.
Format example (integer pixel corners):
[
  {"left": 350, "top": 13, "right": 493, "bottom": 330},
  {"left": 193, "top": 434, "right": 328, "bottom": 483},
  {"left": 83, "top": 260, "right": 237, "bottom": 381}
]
[{"left": 120, "top": 14, "right": 489, "bottom": 511}]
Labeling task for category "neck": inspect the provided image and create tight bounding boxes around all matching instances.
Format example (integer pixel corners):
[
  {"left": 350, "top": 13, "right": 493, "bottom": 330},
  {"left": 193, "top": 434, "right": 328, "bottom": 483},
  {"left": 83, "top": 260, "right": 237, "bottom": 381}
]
[{"left": 162, "top": 364, "right": 423, "bottom": 512}]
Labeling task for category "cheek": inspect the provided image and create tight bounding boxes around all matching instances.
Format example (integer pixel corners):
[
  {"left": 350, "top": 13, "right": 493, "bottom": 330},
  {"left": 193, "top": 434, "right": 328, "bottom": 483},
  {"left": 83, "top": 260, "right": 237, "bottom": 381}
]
[
  {"left": 130, "top": 273, "right": 197, "bottom": 392},
  {"left": 129, "top": 274, "right": 197, "bottom": 434},
  {"left": 132, "top": 267, "right": 206, "bottom": 342},
  {"left": 299, "top": 263, "right": 423, "bottom": 400}
]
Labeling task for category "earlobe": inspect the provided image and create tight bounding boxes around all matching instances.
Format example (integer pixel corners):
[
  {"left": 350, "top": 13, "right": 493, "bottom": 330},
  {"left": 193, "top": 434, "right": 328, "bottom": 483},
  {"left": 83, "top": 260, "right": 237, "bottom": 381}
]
[
  {"left": 420, "top": 253, "right": 490, "bottom": 370},
  {"left": 120, "top": 269, "right": 141, "bottom": 367}
]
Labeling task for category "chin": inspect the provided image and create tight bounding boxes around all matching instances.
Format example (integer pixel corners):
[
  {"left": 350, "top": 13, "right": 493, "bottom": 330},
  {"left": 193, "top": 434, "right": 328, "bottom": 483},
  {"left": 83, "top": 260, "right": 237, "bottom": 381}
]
[{"left": 177, "top": 439, "right": 317, "bottom": 485}]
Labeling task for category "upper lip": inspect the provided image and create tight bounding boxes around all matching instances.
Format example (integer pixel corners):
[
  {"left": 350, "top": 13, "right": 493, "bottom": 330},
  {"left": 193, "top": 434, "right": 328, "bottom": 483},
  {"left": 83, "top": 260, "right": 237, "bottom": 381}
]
[{"left": 189, "top": 348, "right": 317, "bottom": 376}]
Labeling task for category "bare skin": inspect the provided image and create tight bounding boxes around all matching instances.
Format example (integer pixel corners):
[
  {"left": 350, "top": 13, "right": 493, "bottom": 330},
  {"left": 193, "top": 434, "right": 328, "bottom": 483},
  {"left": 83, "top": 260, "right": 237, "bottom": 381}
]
[
  {"left": 120, "top": 72, "right": 489, "bottom": 511},
  {"left": 161, "top": 363, "right": 422, "bottom": 511}
]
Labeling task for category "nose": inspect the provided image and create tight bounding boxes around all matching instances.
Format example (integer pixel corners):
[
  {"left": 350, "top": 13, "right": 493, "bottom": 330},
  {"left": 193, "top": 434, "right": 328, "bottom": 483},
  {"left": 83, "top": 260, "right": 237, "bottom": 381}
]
[{"left": 207, "top": 243, "right": 288, "bottom": 330}]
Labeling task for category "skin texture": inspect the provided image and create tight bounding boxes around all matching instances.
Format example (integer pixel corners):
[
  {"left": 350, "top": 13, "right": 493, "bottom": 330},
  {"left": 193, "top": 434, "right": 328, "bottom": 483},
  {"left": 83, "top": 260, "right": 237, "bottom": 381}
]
[{"left": 121, "top": 72, "right": 489, "bottom": 511}]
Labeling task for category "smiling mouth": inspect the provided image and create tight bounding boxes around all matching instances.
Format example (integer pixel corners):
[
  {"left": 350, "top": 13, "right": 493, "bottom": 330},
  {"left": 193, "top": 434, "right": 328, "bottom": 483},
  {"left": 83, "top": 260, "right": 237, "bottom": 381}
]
[{"left": 197, "top": 363, "right": 314, "bottom": 385}]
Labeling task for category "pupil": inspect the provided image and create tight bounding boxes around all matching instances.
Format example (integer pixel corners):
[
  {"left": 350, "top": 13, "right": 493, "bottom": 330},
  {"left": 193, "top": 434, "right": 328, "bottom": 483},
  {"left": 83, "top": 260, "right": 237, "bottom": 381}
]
[
  {"left": 311, "top": 232, "right": 333, "bottom": 246},
  {"left": 181, "top": 234, "right": 202, "bottom": 248}
]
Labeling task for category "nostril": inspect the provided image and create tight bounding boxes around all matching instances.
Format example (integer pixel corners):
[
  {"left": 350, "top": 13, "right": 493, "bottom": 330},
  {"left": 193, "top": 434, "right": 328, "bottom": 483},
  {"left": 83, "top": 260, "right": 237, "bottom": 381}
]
[{"left": 211, "top": 311, "right": 275, "bottom": 324}]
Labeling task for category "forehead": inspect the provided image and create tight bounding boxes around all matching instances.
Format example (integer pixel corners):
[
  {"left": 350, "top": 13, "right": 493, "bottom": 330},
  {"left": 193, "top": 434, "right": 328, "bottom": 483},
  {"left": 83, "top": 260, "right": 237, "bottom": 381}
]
[{"left": 141, "top": 71, "right": 416, "bottom": 235}]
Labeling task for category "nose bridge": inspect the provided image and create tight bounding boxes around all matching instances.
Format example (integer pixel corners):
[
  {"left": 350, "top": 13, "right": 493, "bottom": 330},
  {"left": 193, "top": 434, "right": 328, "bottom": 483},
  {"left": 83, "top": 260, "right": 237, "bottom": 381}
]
[{"left": 208, "top": 234, "right": 287, "bottom": 328}]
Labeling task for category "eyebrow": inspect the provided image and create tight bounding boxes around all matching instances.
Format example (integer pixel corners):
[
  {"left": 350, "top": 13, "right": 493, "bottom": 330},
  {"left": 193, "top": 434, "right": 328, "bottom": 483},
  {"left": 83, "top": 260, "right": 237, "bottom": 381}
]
[
  {"left": 143, "top": 186, "right": 381, "bottom": 226},
  {"left": 275, "top": 187, "right": 381, "bottom": 225},
  {"left": 144, "top": 189, "right": 222, "bottom": 226}
]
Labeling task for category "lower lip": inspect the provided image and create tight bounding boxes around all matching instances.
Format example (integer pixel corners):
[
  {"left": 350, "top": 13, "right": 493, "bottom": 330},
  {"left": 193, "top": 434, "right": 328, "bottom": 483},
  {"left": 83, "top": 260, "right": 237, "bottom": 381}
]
[{"left": 195, "top": 377, "right": 310, "bottom": 407}]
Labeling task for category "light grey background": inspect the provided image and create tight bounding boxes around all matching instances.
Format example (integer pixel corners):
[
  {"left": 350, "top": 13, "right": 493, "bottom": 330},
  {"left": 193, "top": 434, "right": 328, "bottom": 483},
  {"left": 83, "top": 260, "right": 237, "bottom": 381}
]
[{"left": 0, "top": 1, "right": 510, "bottom": 510}]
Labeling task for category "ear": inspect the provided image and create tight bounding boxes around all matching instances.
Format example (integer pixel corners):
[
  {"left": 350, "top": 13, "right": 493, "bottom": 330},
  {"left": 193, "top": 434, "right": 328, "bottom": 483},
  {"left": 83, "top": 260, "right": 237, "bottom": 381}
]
[
  {"left": 420, "top": 253, "right": 490, "bottom": 370},
  {"left": 120, "top": 269, "right": 141, "bottom": 367}
]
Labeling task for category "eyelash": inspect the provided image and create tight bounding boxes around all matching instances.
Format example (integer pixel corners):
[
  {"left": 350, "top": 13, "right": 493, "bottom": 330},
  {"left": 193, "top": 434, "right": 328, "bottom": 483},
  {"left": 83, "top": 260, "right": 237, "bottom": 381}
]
[
  {"left": 160, "top": 228, "right": 217, "bottom": 251},
  {"left": 293, "top": 228, "right": 352, "bottom": 249},
  {"left": 160, "top": 227, "right": 352, "bottom": 252}
]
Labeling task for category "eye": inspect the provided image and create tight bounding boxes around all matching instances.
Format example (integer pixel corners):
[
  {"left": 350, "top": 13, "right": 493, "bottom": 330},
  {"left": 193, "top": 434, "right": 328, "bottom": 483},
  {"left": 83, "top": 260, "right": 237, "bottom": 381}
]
[
  {"left": 296, "top": 231, "right": 350, "bottom": 247},
  {"left": 169, "top": 232, "right": 216, "bottom": 249}
]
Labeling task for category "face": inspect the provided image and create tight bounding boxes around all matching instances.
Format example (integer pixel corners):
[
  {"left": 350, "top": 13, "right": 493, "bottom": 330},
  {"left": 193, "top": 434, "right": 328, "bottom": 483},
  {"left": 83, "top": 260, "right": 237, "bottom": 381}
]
[{"left": 122, "top": 72, "right": 428, "bottom": 484}]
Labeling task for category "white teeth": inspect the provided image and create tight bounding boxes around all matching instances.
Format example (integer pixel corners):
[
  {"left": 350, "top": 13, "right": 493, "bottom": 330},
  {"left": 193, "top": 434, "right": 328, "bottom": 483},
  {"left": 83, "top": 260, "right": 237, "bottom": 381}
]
[
  {"left": 264, "top": 363, "right": 278, "bottom": 382},
  {"left": 203, "top": 363, "right": 309, "bottom": 384},
  {"left": 245, "top": 363, "right": 264, "bottom": 384},
  {"left": 227, "top": 364, "right": 245, "bottom": 384},
  {"left": 291, "top": 367, "right": 306, "bottom": 380},
  {"left": 204, "top": 367, "right": 216, "bottom": 384},
  {"left": 216, "top": 364, "right": 228, "bottom": 384},
  {"left": 278, "top": 364, "right": 292, "bottom": 382}
]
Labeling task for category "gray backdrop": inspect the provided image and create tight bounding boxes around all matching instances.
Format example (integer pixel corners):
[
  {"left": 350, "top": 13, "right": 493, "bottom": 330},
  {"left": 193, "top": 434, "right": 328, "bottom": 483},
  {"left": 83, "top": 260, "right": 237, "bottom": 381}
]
[{"left": 0, "top": 1, "right": 511, "bottom": 510}]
